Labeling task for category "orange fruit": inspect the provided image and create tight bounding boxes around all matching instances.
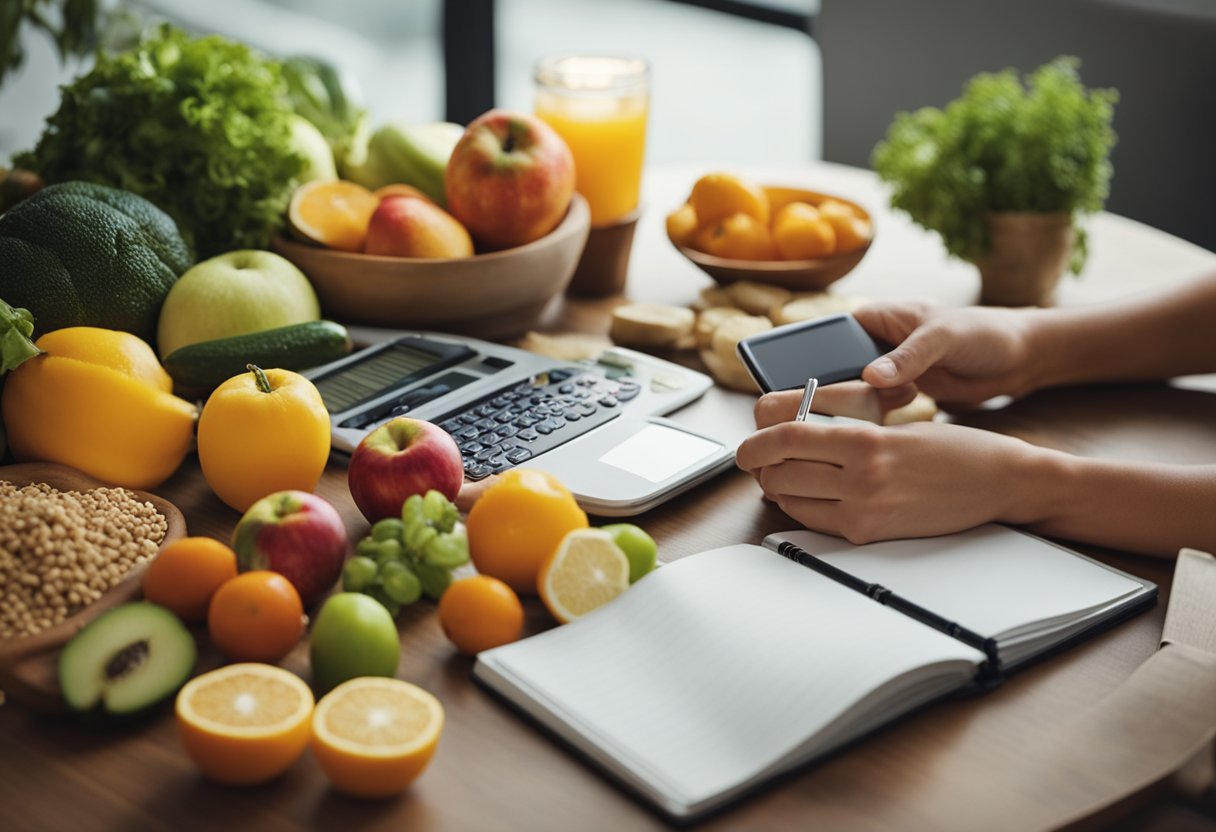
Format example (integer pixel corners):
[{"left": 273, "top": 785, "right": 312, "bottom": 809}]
[
  {"left": 288, "top": 180, "right": 380, "bottom": 251},
  {"left": 143, "top": 537, "right": 239, "bottom": 622},
  {"left": 310, "top": 677, "right": 444, "bottom": 798},
  {"left": 176, "top": 663, "right": 314, "bottom": 785},
  {"left": 694, "top": 212, "right": 777, "bottom": 260},
  {"left": 665, "top": 203, "right": 699, "bottom": 247},
  {"left": 466, "top": 468, "right": 588, "bottom": 595},
  {"left": 773, "top": 202, "right": 837, "bottom": 260},
  {"left": 437, "top": 575, "right": 524, "bottom": 655},
  {"left": 538, "top": 528, "right": 631, "bottom": 624},
  {"left": 689, "top": 173, "right": 770, "bottom": 226},
  {"left": 207, "top": 571, "right": 306, "bottom": 663},
  {"left": 817, "top": 199, "right": 873, "bottom": 253}
]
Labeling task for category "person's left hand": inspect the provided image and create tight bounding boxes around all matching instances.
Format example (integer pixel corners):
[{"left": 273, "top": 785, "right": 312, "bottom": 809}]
[{"left": 735, "top": 416, "right": 1040, "bottom": 544}]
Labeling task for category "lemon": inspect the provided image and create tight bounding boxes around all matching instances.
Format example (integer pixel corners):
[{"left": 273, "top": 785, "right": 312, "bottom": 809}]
[{"left": 537, "top": 528, "right": 631, "bottom": 624}]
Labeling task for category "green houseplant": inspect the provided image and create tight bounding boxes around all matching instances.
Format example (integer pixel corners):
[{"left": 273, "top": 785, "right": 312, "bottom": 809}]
[{"left": 872, "top": 57, "right": 1117, "bottom": 305}]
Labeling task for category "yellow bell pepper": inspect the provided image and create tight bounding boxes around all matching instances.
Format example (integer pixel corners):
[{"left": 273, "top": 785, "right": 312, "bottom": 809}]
[{"left": 2, "top": 327, "right": 197, "bottom": 489}]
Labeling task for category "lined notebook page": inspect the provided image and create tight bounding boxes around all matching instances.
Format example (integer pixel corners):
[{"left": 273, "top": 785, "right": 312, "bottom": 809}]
[
  {"left": 476, "top": 545, "right": 982, "bottom": 811},
  {"left": 768, "top": 526, "right": 1145, "bottom": 640}
]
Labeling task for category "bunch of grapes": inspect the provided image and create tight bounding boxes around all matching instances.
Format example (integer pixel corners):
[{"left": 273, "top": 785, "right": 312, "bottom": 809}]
[{"left": 342, "top": 490, "right": 469, "bottom": 616}]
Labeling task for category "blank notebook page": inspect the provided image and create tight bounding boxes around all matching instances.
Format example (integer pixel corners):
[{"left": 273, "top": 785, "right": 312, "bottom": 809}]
[
  {"left": 477, "top": 545, "right": 982, "bottom": 809},
  {"left": 770, "top": 526, "right": 1144, "bottom": 639}
]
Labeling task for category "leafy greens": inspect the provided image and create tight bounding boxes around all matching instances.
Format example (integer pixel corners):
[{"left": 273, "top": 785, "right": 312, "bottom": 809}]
[
  {"left": 16, "top": 24, "right": 304, "bottom": 257},
  {"left": 872, "top": 57, "right": 1117, "bottom": 271}
]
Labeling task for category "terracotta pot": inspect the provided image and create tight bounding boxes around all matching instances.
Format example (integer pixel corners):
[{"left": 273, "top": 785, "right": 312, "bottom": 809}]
[{"left": 976, "top": 211, "right": 1075, "bottom": 307}]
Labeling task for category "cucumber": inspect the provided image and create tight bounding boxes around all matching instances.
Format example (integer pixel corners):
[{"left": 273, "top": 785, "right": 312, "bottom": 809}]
[{"left": 164, "top": 320, "right": 352, "bottom": 389}]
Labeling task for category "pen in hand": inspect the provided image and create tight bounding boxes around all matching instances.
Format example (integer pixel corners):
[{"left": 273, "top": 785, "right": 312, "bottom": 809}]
[{"left": 795, "top": 378, "right": 818, "bottom": 423}]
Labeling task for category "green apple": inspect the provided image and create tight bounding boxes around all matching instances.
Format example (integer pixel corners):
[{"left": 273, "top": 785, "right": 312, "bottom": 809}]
[
  {"left": 601, "top": 523, "right": 658, "bottom": 583},
  {"left": 156, "top": 250, "right": 320, "bottom": 357},
  {"left": 345, "top": 121, "right": 464, "bottom": 206},
  {"left": 287, "top": 114, "right": 338, "bottom": 183},
  {"left": 309, "top": 592, "right": 401, "bottom": 694}
]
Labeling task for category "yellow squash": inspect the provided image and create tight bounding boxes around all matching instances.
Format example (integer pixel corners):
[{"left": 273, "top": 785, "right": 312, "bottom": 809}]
[
  {"left": 197, "top": 365, "right": 331, "bottom": 511},
  {"left": 2, "top": 327, "right": 197, "bottom": 489}
]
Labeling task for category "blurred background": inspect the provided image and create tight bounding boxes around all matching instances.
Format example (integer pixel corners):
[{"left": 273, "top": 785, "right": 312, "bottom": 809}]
[{"left": 3, "top": 0, "right": 1213, "bottom": 251}]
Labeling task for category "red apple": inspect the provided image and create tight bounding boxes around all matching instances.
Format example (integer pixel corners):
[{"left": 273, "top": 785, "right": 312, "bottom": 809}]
[
  {"left": 364, "top": 196, "right": 474, "bottom": 259},
  {"left": 231, "top": 490, "right": 349, "bottom": 606},
  {"left": 445, "top": 109, "right": 575, "bottom": 250},
  {"left": 347, "top": 416, "right": 464, "bottom": 523}
]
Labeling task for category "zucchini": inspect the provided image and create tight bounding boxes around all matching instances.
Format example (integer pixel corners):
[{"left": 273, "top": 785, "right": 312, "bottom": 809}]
[{"left": 164, "top": 320, "right": 352, "bottom": 389}]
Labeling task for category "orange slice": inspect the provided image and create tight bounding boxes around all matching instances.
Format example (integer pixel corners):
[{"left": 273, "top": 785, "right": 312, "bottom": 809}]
[
  {"left": 537, "top": 528, "right": 631, "bottom": 624},
  {"left": 310, "top": 677, "right": 444, "bottom": 798},
  {"left": 175, "top": 663, "right": 314, "bottom": 785},
  {"left": 288, "top": 180, "right": 379, "bottom": 251}
]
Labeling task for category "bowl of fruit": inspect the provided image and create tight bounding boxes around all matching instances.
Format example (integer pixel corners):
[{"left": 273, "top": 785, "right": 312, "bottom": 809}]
[
  {"left": 273, "top": 111, "right": 590, "bottom": 341},
  {"left": 667, "top": 173, "right": 874, "bottom": 291}
]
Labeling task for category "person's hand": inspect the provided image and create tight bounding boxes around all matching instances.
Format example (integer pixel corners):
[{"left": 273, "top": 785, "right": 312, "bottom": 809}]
[
  {"left": 753, "top": 381, "right": 916, "bottom": 428},
  {"left": 852, "top": 301, "right": 1040, "bottom": 407},
  {"left": 735, "top": 418, "right": 1040, "bottom": 543}
]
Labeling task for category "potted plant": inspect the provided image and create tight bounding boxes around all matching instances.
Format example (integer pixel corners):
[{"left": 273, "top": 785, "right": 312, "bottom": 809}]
[{"left": 872, "top": 57, "right": 1117, "bottom": 306}]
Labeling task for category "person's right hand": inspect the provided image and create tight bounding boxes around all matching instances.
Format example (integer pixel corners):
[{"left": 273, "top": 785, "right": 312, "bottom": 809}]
[{"left": 852, "top": 301, "right": 1041, "bottom": 408}]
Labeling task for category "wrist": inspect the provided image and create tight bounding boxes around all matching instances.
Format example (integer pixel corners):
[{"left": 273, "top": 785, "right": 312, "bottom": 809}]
[{"left": 996, "top": 441, "right": 1082, "bottom": 527}]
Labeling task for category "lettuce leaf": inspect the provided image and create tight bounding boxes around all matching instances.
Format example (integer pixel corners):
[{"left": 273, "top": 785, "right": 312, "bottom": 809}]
[{"left": 16, "top": 24, "right": 303, "bottom": 257}]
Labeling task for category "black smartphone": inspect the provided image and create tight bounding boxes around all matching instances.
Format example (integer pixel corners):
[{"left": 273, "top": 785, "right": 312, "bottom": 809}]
[{"left": 736, "top": 313, "right": 885, "bottom": 393}]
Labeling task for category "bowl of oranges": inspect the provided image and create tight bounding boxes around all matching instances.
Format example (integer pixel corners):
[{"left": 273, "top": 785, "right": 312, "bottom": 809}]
[
  {"left": 667, "top": 173, "right": 874, "bottom": 291},
  {"left": 273, "top": 179, "right": 591, "bottom": 342}
]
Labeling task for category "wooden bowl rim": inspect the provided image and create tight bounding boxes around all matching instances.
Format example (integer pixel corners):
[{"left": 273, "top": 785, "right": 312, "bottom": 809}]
[
  {"left": 274, "top": 192, "right": 591, "bottom": 267},
  {"left": 0, "top": 462, "right": 186, "bottom": 665}
]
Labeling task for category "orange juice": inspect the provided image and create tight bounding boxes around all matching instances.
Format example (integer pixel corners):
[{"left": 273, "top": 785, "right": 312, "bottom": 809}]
[
  {"left": 534, "top": 56, "right": 649, "bottom": 227},
  {"left": 537, "top": 94, "right": 648, "bottom": 226}
]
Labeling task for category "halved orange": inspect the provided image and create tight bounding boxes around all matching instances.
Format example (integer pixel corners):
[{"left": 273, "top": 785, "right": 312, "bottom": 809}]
[
  {"left": 288, "top": 180, "right": 379, "bottom": 251},
  {"left": 537, "top": 528, "right": 631, "bottom": 624},
  {"left": 175, "top": 663, "right": 314, "bottom": 785},
  {"left": 310, "top": 677, "right": 444, "bottom": 798}
]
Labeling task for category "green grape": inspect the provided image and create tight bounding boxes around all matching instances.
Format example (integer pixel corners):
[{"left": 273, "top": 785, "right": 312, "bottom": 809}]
[
  {"left": 422, "top": 489, "right": 458, "bottom": 533},
  {"left": 422, "top": 527, "right": 469, "bottom": 569},
  {"left": 382, "top": 566, "right": 422, "bottom": 605},
  {"left": 404, "top": 521, "right": 438, "bottom": 555},
  {"left": 371, "top": 517, "right": 405, "bottom": 542},
  {"left": 415, "top": 561, "right": 452, "bottom": 601},
  {"left": 366, "top": 586, "right": 401, "bottom": 618},
  {"left": 370, "top": 537, "right": 404, "bottom": 565},
  {"left": 342, "top": 556, "right": 378, "bottom": 592},
  {"left": 401, "top": 493, "right": 424, "bottom": 524},
  {"left": 355, "top": 536, "right": 382, "bottom": 558}
]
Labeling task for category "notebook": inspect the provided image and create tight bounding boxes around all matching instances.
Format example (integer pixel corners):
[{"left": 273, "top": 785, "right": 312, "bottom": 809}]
[{"left": 472, "top": 524, "right": 1156, "bottom": 821}]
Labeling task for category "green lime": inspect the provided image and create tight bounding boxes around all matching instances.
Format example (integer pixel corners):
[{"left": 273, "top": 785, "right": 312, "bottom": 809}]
[
  {"left": 601, "top": 523, "right": 658, "bottom": 583},
  {"left": 309, "top": 593, "right": 401, "bottom": 693}
]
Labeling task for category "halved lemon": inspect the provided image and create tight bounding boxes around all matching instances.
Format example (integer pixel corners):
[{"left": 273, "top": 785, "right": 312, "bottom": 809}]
[
  {"left": 287, "top": 180, "right": 379, "bottom": 251},
  {"left": 175, "top": 663, "right": 314, "bottom": 785},
  {"left": 537, "top": 528, "right": 631, "bottom": 624},
  {"left": 310, "top": 677, "right": 444, "bottom": 798}
]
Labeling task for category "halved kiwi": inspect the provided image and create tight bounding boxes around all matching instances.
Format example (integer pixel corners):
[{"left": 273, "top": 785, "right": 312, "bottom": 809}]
[{"left": 58, "top": 602, "right": 197, "bottom": 716}]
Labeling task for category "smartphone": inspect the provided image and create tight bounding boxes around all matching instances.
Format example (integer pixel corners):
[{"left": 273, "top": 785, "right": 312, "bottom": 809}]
[{"left": 736, "top": 313, "right": 885, "bottom": 393}]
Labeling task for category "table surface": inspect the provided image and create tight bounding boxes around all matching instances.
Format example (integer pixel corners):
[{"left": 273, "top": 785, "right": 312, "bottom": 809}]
[{"left": 4, "top": 162, "right": 1216, "bottom": 831}]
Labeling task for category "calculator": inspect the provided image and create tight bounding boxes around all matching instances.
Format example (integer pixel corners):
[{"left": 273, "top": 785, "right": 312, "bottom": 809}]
[{"left": 305, "top": 328, "right": 736, "bottom": 516}]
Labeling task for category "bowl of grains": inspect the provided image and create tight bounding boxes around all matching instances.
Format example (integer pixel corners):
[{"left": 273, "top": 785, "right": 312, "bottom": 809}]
[{"left": 0, "top": 462, "right": 185, "bottom": 711}]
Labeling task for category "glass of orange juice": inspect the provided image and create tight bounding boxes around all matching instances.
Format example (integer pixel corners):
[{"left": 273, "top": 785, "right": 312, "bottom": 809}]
[{"left": 535, "top": 55, "right": 649, "bottom": 295}]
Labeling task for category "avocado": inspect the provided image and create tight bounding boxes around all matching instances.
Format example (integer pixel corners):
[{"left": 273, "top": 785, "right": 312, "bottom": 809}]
[{"left": 58, "top": 602, "right": 197, "bottom": 716}]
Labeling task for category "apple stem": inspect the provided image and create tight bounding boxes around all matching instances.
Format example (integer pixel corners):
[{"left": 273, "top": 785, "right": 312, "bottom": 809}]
[
  {"left": 502, "top": 134, "right": 516, "bottom": 154},
  {"left": 247, "top": 364, "right": 273, "bottom": 394}
]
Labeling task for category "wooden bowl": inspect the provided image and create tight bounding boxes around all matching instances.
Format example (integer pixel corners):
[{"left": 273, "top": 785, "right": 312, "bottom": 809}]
[
  {"left": 677, "top": 186, "right": 873, "bottom": 291},
  {"left": 0, "top": 462, "right": 186, "bottom": 712},
  {"left": 273, "top": 194, "right": 591, "bottom": 340}
]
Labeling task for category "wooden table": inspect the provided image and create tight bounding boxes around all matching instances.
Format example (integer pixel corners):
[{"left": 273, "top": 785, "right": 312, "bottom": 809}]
[{"left": 4, "top": 163, "right": 1216, "bottom": 831}]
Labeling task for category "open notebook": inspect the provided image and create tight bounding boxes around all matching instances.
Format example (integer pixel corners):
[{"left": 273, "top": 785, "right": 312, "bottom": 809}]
[{"left": 473, "top": 524, "right": 1156, "bottom": 821}]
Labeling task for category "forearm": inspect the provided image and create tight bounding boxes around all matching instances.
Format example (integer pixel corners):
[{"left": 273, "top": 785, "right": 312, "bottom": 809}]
[
  {"left": 1004, "top": 449, "right": 1216, "bottom": 557},
  {"left": 1025, "top": 276, "right": 1216, "bottom": 390}
]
